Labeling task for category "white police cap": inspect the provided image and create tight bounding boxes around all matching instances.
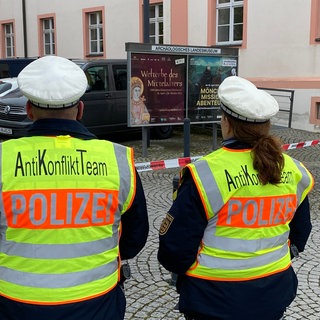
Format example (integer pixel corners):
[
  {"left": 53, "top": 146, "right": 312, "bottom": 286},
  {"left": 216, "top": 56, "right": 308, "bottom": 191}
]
[
  {"left": 218, "top": 76, "right": 279, "bottom": 123},
  {"left": 17, "top": 55, "right": 87, "bottom": 109}
]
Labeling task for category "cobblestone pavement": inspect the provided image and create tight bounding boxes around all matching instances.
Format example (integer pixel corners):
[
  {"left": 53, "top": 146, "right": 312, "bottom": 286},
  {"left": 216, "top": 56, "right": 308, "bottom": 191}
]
[{"left": 120, "top": 127, "right": 320, "bottom": 320}]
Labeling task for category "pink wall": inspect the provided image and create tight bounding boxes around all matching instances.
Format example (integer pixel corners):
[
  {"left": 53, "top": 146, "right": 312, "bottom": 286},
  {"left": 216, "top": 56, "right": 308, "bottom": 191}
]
[
  {"left": 248, "top": 78, "right": 320, "bottom": 89},
  {"left": 171, "top": 0, "right": 188, "bottom": 44},
  {"left": 310, "top": 0, "right": 320, "bottom": 44},
  {"left": 310, "top": 97, "right": 320, "bottom": 126}
]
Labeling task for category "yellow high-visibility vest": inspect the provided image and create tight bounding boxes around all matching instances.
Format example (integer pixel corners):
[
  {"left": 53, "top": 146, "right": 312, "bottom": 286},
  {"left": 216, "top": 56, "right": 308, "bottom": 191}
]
[
  {"left": 183, "top": 147, "right": 313, "bottom": 281},
  {"left": 0, "top": 135, "right": 136, "bottom": 304}
]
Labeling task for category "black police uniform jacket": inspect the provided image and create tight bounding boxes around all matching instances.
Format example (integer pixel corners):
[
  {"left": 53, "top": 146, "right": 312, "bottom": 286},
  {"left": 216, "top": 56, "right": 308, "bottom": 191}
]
[
  {"left": 158, "top": 139, "right": 312, "bottom": 320},
  {"left": 0, "top": 118, "right": 149, "bottom": 320}
]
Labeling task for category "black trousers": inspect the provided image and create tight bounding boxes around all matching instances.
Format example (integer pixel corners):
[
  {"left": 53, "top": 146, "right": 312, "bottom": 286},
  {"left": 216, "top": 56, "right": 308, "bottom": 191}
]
[{"left": 184, "top": 315, "right": 285, "bottom": 320}]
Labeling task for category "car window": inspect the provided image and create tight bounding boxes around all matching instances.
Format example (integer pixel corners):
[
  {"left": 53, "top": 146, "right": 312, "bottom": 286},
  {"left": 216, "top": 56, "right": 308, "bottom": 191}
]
[
  {"left": 85, "top": 66, "right": 108, "bottom": 91},
  {"left": 112, "top": 65, "right": 127, "bottom": 91},
  {"left": 0, "top": 63, "right": 10, "bottom": 78}
]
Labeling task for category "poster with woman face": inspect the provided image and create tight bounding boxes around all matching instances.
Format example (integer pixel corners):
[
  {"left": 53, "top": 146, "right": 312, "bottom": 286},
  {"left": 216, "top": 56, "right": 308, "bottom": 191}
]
[{"left": 129, "top": 53, "right": 186, "bottom": 126}]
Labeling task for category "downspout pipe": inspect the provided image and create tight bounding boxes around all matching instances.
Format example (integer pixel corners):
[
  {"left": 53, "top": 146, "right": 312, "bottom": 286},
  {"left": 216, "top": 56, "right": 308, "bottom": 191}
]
[
  {"left": 142, "top": 0, "right": 150, "bottom": 152},
  {"left": 22, "top": 0, "right": 28, "bottom": 57},
  {"left": 143, "top": 0, "right": 149, "bottom": 43}
]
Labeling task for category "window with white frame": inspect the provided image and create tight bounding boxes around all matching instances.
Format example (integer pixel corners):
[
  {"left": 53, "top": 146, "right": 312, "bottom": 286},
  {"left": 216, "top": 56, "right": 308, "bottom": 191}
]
[
  {"left": 88, "top": 11, "right": 103, "bottom": 55},
  {"left": 216, "top": 0, "right": 243, "bottom": 45},
  {"left": 149, "top": 4, "right": 163, "bottom": 44},
  {"left": 4, "top": 23, "right": 14, "bottom": 57},
  {"left": 42, "top": 18, "right": 55, "bottom": 55}
]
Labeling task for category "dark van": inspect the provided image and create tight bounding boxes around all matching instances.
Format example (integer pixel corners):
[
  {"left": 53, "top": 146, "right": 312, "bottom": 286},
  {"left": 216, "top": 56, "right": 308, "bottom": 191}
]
[
  {"left": 0, "top": 59, "right": 173, "bottom": 139},
  {"left": 0, "top": 58, "right": 37, "bottom": 78}
]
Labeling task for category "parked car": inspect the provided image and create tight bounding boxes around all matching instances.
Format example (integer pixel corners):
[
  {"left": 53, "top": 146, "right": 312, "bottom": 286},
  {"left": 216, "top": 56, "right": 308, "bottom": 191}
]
[
  {"left": 0, "top": 59, "right": 173, "bottom": 139},
  {"left": 0, "top": 78, "right": 18, "bottom": 97},
  {"left": 0, "top": 58, "right": 37, "bottom": 78}
]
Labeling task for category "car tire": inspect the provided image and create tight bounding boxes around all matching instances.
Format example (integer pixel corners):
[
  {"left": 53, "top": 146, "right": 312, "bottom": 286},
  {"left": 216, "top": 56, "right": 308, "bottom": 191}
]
[{"left": 151, "top": 125, "right": 173, "bottom": 139}]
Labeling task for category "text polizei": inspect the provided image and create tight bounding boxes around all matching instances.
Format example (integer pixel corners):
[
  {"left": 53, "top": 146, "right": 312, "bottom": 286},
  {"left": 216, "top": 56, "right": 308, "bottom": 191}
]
[{"left": 6, "top": 190, "right": 117, "bottom": 229}]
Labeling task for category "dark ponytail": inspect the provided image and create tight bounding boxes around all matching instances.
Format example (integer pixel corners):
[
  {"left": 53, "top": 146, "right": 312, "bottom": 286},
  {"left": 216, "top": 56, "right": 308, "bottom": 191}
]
[{"left": 227, "top": 116, "right": 284, "bottom": 185}]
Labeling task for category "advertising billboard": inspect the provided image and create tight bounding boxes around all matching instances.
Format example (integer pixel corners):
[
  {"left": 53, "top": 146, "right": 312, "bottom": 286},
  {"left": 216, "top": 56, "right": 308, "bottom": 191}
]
[{"left": 126, "top": 43, "right": 238, "bottom": 127}]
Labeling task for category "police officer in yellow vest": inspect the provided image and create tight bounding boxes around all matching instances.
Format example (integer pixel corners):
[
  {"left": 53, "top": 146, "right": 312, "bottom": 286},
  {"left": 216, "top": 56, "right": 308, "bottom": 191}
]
[
  {"left": 0, "top": 56, "right": 149, "bottom": 320},
  {"left": 158, "top": 76, "right": 314, "bottom": 320}
]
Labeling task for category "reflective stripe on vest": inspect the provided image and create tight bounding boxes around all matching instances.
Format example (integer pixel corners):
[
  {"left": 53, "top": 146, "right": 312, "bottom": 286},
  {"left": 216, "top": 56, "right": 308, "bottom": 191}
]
[
  {"left": 184, "top": 148, "right": 314, "bottom": 281},
  {"left": 0, "top": 135, "right": 136, "bottom": 304}
]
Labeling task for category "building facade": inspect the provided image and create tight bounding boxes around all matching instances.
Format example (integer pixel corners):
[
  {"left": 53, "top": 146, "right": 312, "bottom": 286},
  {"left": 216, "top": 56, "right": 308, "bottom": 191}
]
[{"left": 0, "top": 0, "right": 319, "bottom": 132}]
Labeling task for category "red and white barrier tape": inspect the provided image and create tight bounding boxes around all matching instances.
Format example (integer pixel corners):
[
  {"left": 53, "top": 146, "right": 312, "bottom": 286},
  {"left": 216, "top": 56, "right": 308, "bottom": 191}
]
[
  {"left": 282, "top": 139, "right": 320, "bottom": 150},
  {"left": 135, "top": 139, "right": 320, "bottom": 172},
  {"left": 135, "top": 156, "right": 202, "bottom": 172}
]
